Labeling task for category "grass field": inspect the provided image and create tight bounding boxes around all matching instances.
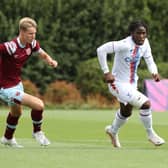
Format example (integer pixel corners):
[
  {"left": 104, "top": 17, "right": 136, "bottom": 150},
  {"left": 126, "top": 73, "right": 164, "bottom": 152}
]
[{"left": 0, "top": 108, "right": 168, "bottom": 168}]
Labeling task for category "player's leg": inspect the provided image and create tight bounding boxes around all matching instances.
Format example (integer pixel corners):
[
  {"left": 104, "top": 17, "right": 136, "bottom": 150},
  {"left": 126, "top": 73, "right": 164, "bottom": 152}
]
[
  {"left": 139, "top": 100, "right": 165, "bottom": 146},
  {"left": 111, "top": 103, "right": 133, "bottom": 134},
  {"left": 21, "top": 93, "right": 50, "bottom": 146},
  {"left": 105, "top": 103, "right": 133, "bottom": 148},
  {"left": 106, "top": 82, "right": 133, "bottom": 148},
  {"left": 0, "top": 104, "right": 23, "bottom": 148},
  {"left": 0, "top": 84, "right": 24, "bottom": 147},
  {"left": 129, "top": 90, "right": 165, "bottom": 146}
]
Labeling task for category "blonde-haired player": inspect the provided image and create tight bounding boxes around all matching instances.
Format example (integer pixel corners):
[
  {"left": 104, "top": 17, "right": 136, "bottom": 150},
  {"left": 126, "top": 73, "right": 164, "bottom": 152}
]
[{"left": 0, "top": 17, "right": 57, "bottom": 147}]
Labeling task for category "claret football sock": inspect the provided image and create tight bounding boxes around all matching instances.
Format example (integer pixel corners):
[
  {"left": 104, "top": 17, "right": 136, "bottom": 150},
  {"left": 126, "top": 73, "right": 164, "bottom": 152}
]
[
  {"left": 4, "top": 112, "right": 20, "bottom": 139},
  {"left": 31, "top": 109, "right": 43, "bottom": 132}
]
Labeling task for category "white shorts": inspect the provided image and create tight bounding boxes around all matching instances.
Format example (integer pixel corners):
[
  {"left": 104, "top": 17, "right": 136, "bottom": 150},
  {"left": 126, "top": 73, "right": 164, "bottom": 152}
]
[
  {"left": 0, "top": 82, "right": 24, "bottom": 106},
  {"left": 108, "top": 81, "right": 148, "bottom": 108}
]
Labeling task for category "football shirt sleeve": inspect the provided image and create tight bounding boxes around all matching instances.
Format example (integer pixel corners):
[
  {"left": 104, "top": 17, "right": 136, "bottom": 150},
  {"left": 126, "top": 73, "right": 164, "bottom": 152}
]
[
  {"left": 143, "top": 39, "right": 158, "bottom": 74},
  {"left": 97, "top": 40, "right": 127, "bottom": 74},
  {"left": 97, "top": 42, "right": 114, "bottom": 73},
  {"left": 4, "top": 41, "right": 17, "bottom": 55},
  {"left": 31, "top": 40, "right": 40, "bottom": 52}
]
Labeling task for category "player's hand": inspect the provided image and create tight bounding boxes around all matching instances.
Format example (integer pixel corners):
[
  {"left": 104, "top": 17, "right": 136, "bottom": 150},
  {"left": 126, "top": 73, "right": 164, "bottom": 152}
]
[
  {"left": 104, "top": 72, "right": 115, "bottom": 83},
  {"left": 152, "top": 73, "right": 160, "bottom": 82},
  {"left": 49, "top": 59, "right": 58, "bottom": 68}
]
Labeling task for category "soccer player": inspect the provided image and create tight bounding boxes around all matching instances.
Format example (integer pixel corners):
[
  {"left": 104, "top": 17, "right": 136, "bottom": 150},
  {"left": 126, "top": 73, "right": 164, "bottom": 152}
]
[
  {"left": 0, "top": 17, "right": 58, "bottom": 147},
  {"left": 97, "top": 20, "right": 165, "bottom": 148}
]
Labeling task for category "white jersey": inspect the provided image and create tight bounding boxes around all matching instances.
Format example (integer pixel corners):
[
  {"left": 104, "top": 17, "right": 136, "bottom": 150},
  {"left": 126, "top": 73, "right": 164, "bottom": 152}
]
[{"left": 97, "top": 36, "right": 158, "bottom": 85}]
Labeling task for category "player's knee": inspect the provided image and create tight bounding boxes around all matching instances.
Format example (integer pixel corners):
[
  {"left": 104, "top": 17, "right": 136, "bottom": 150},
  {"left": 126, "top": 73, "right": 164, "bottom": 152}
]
[
  {"left": 36, "top": 100, "right": 44, "bottom": 111},
  {"left": 120, "top": 103, "right": 133, "bottom": 117},
  {"left": 120, "top": 110, "right": 132, "bottom": 118},
  {"left": 11, "top": 111, "right": 22, "bottom": 117},
  {"left": 11, "top": 105, "right": 22, "bottom": 117},
  {"left": 140, "top": 100, "right": 151, "bottom": 109}
]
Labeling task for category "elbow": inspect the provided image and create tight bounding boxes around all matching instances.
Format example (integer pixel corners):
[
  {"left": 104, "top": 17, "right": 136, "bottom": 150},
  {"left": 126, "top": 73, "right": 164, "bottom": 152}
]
[
  {"left": 96, "top": 47, "right": 100, "bottom": 55},
  {"left": 96, "top": 47, "right": 103, "bottom": 56}
]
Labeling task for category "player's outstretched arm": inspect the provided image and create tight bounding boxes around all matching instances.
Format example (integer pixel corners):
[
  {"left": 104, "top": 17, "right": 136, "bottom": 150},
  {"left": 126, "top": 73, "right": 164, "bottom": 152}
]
[{"left": 38, "top": 49, "right": 58, "bottom": 68}]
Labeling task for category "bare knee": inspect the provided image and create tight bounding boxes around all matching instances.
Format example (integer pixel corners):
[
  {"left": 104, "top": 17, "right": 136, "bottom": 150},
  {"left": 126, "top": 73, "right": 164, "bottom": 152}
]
[
  {"left": 120, "top": 110, "right": 132, "bottom": 117},
  {"left": 36, "top": 99, "right": 44, "bottom": 111},
  {"left": 11, "top": 104, "right": 22, "bottom": 117},
  {"left": 22, "top": 93, "right": 44, "bottom": 111},
  {"left": 120, "top": 103, "right": 133, "bottom": 118},
  {"left": 140, "top": 100, "right": 151, "bottom": 109}
]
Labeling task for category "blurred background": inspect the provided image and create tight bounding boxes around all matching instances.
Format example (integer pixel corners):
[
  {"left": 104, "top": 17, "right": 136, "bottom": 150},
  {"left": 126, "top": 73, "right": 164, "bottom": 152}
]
[{"left": 0, "top": 0, "right": 167, "bottom": 109}]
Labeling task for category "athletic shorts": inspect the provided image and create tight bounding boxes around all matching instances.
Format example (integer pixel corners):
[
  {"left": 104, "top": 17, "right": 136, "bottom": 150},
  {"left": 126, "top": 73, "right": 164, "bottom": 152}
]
[
  {"left": 108, "top": 81, "right": 148, "bottom": 108},
  {"left": 0, "top": 82, "right": 24, "bottom": 106}
]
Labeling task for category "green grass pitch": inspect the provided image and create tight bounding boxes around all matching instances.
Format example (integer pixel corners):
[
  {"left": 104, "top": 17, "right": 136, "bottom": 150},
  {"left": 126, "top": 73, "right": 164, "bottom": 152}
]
[{"left": 0, "top": 108, "right": 168, "bottom": 168}]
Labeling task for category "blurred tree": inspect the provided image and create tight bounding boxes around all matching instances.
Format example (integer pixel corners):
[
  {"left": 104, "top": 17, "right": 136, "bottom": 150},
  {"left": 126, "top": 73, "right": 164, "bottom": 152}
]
[{"left": 0, "top": 0, "right": 167, "bottom": 95}]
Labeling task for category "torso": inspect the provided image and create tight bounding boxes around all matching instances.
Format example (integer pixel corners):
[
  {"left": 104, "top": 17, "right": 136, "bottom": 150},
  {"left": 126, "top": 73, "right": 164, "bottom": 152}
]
[
  {"left": 0, "top": 37, "right": 40, "bottom": 88},
  {"left": 112, "top": 36, "right": 150, "bottom": 84}
]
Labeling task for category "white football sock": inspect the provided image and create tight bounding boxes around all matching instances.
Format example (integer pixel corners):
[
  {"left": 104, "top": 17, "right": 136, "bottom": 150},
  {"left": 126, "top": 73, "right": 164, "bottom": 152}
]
[{"left": 111, "top": 109, "right": 128, "bottom": 134}]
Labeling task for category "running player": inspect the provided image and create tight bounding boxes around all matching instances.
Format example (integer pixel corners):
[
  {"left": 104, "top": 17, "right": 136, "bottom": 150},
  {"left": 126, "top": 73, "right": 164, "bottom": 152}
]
[
  {"left": 97, "top": 20, "right": 165, "bottom": 148},
  {"left": 0, "top": 17, "right": 58, "bottom": 147}
]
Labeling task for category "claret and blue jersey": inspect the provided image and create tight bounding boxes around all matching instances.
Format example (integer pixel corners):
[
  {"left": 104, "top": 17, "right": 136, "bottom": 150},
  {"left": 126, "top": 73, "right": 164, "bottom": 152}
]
[{"left": 0, "top": 37, "right": 40, "bottom": 88}]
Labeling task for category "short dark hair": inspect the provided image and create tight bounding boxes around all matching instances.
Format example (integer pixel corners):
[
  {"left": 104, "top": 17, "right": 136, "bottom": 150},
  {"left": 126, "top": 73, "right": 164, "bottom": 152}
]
[{"left": 128, "top": 20, "right": 148, "bottom": 34}]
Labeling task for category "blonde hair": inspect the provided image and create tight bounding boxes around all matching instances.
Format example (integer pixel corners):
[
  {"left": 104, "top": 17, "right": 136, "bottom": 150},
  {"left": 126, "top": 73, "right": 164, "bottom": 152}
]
[{"left": 19, "top": 17, "right": 37, "bottom": 31}]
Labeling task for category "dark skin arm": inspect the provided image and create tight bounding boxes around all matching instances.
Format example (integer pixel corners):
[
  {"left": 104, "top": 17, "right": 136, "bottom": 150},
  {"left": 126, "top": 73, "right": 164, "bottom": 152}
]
[
  {"left": 105, "top": 72, "right": 160, "bottom": 83},
  {"left": 104, "top": 72, "right": 115, "bottom": 83},
  {"left": 152, "top": 73, "right": 160, "bottom": 82}
]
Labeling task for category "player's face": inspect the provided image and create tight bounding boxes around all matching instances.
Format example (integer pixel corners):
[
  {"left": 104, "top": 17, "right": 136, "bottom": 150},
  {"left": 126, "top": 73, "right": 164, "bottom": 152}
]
[
  {"left": 21, "top": 27, "right": 37, "bottom": 44},
  {"left": 131, "top": 26, "right": 147, "bottom": 45}
]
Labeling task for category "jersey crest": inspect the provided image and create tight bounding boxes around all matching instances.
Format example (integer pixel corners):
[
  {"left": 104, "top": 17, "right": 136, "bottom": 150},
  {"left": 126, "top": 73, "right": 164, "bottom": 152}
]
[{"left": 26, "top": 48, "right": 31, "bottom": 55}]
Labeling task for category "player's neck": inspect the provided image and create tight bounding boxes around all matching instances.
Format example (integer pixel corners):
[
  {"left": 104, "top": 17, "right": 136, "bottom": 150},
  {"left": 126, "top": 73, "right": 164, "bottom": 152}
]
[
  {"left": 18, "top": 36, "right": 26, "bottom": 48},
  {"left": 20, "top": 37, "right": 26, "bottom": 45}
]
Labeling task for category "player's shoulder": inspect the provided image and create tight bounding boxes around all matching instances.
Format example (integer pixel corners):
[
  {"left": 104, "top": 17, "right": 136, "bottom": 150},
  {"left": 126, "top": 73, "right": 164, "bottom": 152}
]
[
  {"left": 140, "top": 38, "right": 150, "bottom": 50},
  {"left": 4, "top": 39, "right": 17, "bottom": 55},
  {"left": 143, "top": 38, "right": 150, "bottom": 45},
  {"left": 31, "top": 40, "right": 41, "bottom": 53},
  {"left": 115, "top": 36, "right": 132, "bottom": 51},
  {"left": 31, "top": 39, "right": 38, "bottom": 49}
]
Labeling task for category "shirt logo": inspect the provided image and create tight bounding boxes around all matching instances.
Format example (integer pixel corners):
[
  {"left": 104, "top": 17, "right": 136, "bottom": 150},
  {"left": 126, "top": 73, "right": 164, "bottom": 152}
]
[
  {"left": 15, "top": 91, "right": 21, "bottom": 96},
  {"left": 124, "top": 56, "right": 139, "bottom": 63},
  {"left": 124, "top": 48, "right": 140, "bottom": 63},
  {"left": 126, "top": 92, "right": 132, "bottom": 98},
  {"left": 26, "top": 48, "right": 31, "bottom": 55}
]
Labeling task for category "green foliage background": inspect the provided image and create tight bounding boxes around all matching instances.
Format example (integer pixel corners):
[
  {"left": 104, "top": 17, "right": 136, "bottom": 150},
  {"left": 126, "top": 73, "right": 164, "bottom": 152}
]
[{"left": 0, "top": 0, "right": 167, "bottom": 94}]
